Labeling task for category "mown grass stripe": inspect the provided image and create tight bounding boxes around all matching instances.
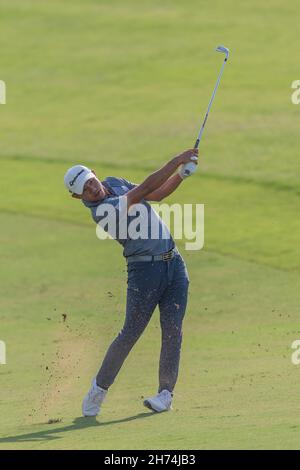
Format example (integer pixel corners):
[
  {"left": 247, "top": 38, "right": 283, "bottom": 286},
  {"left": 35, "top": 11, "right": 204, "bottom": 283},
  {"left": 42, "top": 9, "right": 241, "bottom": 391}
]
[{"left": 2, "top": 153, "right": 300, "bottom": 196}]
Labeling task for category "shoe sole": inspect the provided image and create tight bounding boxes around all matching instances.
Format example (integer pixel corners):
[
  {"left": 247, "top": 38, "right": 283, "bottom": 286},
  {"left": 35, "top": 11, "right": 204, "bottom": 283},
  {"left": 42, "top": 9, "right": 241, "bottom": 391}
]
[
  {"left": 143, "top": 399, "right": 157, "bottom": 412},
  {"left": 143, "top": 399, "right": 170, "bottom": 413}
]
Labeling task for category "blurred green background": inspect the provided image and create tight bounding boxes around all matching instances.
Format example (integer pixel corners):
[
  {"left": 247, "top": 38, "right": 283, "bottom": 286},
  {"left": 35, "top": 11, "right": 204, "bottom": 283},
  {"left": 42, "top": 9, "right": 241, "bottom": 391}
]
[{"left": 0, "top": 0, "right": 299, "bottom": 449}]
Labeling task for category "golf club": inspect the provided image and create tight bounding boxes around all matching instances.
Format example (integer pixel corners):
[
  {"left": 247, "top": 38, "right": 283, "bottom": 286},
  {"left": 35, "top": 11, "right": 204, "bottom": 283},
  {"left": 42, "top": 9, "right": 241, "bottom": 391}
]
[{"left": 182, "top": 45, "right": 230, "bottom": 177}]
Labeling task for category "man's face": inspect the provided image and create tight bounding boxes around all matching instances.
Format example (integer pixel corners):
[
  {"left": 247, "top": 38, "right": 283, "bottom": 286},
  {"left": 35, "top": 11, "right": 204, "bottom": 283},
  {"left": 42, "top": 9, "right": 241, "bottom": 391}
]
[{"left": 81, "top": 176, "right": 106, "bottom": 202}]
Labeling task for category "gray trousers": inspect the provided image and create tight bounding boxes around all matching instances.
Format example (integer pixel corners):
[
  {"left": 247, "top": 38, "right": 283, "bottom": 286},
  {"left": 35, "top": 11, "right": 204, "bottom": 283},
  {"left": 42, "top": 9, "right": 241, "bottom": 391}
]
[{"left": 96, "top": 252, "right": 189, "bottom": 393}]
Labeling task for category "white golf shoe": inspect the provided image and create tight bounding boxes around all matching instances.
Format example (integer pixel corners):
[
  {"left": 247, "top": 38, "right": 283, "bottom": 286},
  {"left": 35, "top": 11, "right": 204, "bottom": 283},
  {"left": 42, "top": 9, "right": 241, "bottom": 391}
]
[
  {"left": 143, "top": 389, "right": 173, "bottom": 412},
  {"left": 82, "top": 378, "right": 107, "bottom": 417}
]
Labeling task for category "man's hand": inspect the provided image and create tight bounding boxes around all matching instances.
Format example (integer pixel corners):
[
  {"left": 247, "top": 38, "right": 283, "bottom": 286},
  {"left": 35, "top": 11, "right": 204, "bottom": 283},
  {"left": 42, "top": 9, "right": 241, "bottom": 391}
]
[
  {"left": 176, "top": 148, "right": 199, "bottom": 166},
  {"left": 177, "top": 149, "right": 199, "bottom": 180}
]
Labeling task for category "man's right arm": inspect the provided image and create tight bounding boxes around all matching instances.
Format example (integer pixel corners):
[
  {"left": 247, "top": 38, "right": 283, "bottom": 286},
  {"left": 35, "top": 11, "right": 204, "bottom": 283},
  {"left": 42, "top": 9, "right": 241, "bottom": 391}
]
[{"left": 125, "top": 149, "right": 198, "bottom": 208}]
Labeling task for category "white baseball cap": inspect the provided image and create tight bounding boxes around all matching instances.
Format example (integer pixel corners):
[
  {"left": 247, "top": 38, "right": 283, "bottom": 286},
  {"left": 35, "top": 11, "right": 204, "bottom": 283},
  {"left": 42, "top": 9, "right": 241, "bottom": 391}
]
[{"left": 64, "top": 165, "right": 95, "bottom": 195}]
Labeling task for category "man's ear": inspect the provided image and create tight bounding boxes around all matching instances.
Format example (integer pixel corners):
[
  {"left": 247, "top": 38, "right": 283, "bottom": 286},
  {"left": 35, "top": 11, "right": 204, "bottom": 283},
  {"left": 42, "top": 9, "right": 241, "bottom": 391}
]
[{"left": 71, "top": 193, "right": 82, "bottom": 199}]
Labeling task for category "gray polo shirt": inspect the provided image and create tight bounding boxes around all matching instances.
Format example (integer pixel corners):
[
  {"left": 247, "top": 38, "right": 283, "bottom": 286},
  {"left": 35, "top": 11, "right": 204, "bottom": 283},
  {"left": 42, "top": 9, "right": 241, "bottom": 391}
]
[{"left": 82, "top": 176, "right": 175, "bottom": 258}]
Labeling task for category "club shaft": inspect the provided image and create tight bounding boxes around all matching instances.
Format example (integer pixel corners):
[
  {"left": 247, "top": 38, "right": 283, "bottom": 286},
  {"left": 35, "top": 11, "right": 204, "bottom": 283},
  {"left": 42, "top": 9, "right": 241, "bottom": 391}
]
[{"left": 194, "top": 56, "right": 228, "bottom": 149}]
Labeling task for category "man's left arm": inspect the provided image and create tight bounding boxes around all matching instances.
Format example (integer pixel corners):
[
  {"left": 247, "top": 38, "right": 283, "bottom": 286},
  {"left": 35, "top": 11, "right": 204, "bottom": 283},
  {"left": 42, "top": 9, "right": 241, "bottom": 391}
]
[{"left": 144, "top": 173, "right": 183, "bottom": 202}]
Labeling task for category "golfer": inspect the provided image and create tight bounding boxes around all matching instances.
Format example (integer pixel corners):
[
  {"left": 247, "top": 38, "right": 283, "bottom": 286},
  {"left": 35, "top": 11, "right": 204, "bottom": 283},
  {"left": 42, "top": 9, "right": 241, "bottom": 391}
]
[{"left": 64, "top": 149, "right": 198, "bottom": 415}]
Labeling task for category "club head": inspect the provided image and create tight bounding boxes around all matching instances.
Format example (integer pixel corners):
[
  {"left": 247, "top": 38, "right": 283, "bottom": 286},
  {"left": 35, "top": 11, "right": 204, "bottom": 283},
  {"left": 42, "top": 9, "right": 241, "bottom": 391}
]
[{"left": 216, "top": 45, "right": 230, "bottom": 58}]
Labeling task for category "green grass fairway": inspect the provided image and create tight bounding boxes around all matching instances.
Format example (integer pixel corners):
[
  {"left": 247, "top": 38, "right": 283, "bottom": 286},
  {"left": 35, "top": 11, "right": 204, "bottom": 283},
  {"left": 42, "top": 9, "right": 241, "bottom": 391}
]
[{"left": 1, "top": 0, "right": 300, "bottom": 449}]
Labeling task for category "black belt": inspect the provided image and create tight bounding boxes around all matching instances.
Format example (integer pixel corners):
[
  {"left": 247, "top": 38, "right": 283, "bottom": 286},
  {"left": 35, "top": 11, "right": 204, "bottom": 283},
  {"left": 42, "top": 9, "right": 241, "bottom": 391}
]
[{"left": 126, "top": 248, "right": 177, "bottom": 263}]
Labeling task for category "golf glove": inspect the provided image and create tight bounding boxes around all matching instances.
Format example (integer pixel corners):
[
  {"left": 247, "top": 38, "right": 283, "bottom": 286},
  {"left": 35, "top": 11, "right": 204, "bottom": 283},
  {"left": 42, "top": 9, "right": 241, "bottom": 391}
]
[{"left": 178, "top": 157, "right": 198, "bottom": 180}]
